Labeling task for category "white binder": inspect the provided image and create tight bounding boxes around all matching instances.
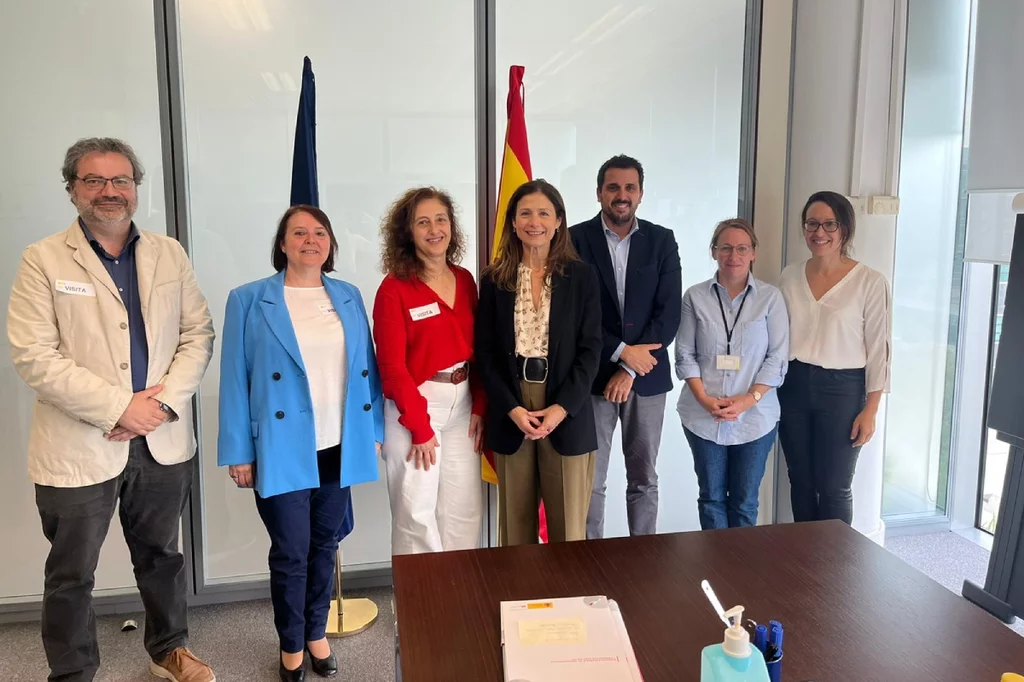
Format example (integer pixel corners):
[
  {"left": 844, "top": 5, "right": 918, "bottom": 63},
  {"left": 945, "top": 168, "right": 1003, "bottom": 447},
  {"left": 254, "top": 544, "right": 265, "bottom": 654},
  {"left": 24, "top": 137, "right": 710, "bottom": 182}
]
[{"left": 500, "top": 595, "right": 644, "bottom": 682}]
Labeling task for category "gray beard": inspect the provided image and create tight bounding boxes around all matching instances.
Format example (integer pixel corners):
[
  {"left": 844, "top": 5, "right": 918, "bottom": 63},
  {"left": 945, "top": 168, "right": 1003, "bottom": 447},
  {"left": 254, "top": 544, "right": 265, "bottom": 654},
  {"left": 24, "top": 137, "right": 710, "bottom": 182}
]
[{"left": 74, "top": 198, "right": 135, "bottom": 226}]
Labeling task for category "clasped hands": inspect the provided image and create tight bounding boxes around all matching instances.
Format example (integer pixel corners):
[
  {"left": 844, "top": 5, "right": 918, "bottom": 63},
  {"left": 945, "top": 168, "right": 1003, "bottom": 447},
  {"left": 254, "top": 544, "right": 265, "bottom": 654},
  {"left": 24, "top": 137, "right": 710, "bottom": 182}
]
[
  {"left": 104, "top": 385, "right": 169, "bottom": 442},
  {"left": 619, "top": 343, "right": 662, "bottom": 376},
  {"left": 699, "top": 392, "right": 756, "bottom": 422},
  {"left": 509, "top": 404, "right": 567, "bottom": 441}
]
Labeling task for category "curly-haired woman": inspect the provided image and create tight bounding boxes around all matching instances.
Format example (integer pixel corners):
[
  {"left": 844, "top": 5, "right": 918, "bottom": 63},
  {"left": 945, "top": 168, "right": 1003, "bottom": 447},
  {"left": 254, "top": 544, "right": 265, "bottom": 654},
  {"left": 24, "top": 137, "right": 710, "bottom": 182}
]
[{"left": 372, "top": 187, "right": 485, "bottom": 555}]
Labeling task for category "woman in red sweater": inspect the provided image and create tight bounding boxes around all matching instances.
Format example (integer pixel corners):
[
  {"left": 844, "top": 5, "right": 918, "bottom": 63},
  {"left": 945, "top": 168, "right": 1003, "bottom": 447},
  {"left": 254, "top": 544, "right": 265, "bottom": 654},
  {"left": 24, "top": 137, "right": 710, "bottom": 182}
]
[{"left": 373, "top": 187, "right": 485, "bottom": 555}]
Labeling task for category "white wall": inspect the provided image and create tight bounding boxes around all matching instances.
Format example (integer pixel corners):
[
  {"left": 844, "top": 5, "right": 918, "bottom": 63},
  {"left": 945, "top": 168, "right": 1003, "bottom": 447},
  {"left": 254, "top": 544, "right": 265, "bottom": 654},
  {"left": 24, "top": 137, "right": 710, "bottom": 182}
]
[{"left": 884, "top": 0, "right": 973, "bottom": 518}]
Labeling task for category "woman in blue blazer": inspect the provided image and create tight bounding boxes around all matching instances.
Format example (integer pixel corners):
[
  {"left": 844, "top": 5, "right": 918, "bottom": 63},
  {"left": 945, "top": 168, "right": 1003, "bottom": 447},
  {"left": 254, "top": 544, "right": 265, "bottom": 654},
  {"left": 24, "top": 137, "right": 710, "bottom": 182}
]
[{"left": 218, "top": 205, "right": 384, "bottom": 681}]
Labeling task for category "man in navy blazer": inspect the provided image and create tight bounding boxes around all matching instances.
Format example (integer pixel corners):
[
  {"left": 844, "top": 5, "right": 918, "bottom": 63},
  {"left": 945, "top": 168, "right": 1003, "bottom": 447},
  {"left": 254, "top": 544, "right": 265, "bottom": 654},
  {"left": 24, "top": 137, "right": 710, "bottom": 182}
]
[{"left": 570, "top": 155, "right": 682, "bottom": 538}]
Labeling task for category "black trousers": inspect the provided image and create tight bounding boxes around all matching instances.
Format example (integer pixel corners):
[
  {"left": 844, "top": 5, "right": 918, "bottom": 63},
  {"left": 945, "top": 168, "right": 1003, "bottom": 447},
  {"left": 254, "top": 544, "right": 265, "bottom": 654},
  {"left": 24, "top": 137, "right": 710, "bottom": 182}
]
[
  {"left": 35, "top": 438, "right": 192, "bottom": 682},
  {"left": 777, "top": 360, "right": 866, "bottom": 524}
]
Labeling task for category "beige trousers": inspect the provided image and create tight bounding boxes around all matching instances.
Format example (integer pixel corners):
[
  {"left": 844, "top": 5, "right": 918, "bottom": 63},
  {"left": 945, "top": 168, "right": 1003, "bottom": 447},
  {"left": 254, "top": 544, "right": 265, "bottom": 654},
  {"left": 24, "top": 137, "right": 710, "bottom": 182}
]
[{"left": 496, "top": 380, "right": 596, "bottom": 546}]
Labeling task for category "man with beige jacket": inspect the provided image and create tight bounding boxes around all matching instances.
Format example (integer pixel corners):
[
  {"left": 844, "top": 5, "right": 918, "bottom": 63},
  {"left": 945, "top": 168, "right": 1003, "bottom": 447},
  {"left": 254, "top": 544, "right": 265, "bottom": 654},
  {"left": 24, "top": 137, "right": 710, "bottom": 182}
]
[{"left": 7, "top": 138, "right": 216, "bottom": 682}]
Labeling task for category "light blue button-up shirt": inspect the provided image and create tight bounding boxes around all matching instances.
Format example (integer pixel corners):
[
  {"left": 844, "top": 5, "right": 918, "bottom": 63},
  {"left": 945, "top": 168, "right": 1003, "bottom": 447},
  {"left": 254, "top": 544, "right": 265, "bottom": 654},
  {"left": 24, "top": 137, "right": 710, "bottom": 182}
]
[
  {"left": 603, "top": 215, "right": 640, "bottom": 376},
  {"left": 674, "top": 273, "right": 789, "bottom": 445}
]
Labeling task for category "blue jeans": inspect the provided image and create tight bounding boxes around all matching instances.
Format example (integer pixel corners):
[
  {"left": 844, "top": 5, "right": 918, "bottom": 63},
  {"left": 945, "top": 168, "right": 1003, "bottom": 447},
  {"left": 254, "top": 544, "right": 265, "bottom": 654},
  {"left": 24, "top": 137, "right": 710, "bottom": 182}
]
[
  {"left": 254, "top": 445, "right": 351, "bottom": 654},
  {"left": 683, "top": 426, "right": 777, "bottom": 529}
]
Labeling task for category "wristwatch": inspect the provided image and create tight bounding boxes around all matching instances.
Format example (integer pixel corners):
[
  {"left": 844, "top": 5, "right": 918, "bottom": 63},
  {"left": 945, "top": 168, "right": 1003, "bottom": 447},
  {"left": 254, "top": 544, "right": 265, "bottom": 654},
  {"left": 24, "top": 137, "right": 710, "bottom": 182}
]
[{"left": 750, "top": 389, "right": 763, "bottom": 403}]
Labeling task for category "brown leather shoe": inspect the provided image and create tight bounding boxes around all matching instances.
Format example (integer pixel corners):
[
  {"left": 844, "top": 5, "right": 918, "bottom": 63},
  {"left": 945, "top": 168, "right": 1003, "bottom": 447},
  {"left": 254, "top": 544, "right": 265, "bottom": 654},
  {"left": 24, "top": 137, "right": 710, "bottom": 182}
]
[{"left": 149, "top": 647, "right": 216, "bottom": 682}]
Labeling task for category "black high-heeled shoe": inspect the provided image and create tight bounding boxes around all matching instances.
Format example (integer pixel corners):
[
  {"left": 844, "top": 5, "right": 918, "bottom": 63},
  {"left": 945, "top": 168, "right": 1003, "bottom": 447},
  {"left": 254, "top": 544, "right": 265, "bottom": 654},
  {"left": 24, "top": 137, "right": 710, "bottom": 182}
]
[
  {"left": 305, "top": 645, "right": 338, "bottom": 678},
  {"left": 279, "top": 654, "right": 306, "bottom": 681}
]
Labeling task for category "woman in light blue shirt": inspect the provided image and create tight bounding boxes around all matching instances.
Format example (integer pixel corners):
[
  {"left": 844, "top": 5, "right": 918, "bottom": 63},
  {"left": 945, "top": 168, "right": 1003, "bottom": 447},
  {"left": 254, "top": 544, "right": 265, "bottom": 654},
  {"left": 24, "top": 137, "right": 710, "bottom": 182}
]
[{"left": 674, "top": 219, "right": 789, "bottom": 529}]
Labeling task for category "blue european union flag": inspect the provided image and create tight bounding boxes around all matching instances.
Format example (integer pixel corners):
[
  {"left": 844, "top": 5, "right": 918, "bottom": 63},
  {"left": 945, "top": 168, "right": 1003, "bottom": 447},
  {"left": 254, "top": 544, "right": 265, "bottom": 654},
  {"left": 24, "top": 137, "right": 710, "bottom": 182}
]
[
  {"left": 289, "top": 56, "right": 354, "bottom": 541},
  {"left": 290, "top": 56, "right": 319, "bottom": 208}
]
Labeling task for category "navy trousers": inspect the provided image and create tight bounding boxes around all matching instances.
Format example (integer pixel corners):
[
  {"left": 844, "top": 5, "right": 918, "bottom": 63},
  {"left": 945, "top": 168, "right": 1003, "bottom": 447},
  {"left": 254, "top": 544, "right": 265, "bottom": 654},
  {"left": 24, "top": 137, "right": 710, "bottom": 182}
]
[
  {"left": 777, "top": 360, "right": 866, "bottom": 524},
  {"left": 254, "top": 445, "right": 352, "bottom": 654}
]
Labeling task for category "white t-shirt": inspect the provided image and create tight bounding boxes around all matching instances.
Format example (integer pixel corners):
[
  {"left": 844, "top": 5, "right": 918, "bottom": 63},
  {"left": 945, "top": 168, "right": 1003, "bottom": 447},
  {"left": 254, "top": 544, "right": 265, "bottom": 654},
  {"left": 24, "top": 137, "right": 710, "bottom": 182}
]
[
  {"left": 779, "top": 260, "right": 891, "bottom": 393},
  {"left": 284, "top": 286, "right": 346, "bottom": 450}
]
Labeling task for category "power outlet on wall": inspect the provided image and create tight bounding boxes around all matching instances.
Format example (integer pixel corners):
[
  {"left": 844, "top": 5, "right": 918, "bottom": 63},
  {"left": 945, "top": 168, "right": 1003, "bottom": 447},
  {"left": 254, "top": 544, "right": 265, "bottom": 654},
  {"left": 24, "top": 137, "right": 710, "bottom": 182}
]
[{"left": 868, "top": 195, "right": 900, "bottom": 215}]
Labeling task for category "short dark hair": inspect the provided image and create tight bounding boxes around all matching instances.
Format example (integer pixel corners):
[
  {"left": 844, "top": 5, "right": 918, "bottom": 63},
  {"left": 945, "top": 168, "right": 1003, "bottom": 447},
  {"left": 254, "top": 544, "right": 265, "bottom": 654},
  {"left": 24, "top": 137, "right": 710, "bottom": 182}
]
[
  {"left": 597, "top": 155, "right": 644, "bottom": 191},
  {"left": 271, "top": 205, "right": 338, "bottom": 273},
  {"left": 801, "top": 191, "right": 856, "bottom": 257}
]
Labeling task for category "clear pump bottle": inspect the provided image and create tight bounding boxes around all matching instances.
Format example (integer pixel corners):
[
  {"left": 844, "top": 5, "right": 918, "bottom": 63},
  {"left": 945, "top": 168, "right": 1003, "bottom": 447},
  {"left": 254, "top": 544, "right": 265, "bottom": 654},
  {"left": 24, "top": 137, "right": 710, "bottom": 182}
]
[{"left": 700, "top": 606, "right": 770, "bottom": 682}]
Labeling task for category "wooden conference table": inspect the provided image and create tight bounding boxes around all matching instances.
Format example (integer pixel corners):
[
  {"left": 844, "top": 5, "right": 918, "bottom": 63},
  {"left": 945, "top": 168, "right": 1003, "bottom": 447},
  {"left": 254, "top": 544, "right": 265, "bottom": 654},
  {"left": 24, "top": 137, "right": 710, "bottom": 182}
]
[{"left": 392, "top": 521, "right": 1024, "bottom": 681}]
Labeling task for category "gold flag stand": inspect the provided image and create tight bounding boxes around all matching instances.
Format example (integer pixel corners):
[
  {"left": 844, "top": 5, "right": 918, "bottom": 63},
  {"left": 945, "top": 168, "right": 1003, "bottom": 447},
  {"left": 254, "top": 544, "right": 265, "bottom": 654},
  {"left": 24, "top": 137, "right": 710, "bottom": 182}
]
[{"left": 325, "top": 545, "right": 378, "bottom": 637}]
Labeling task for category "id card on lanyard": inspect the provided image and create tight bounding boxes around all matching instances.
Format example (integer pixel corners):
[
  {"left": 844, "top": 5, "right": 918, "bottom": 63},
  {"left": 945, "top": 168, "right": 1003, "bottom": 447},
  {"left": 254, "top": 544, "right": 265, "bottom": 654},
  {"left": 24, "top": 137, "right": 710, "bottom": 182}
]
[{"left": 715, "top": 284, "right": 749, "bottom": 371}]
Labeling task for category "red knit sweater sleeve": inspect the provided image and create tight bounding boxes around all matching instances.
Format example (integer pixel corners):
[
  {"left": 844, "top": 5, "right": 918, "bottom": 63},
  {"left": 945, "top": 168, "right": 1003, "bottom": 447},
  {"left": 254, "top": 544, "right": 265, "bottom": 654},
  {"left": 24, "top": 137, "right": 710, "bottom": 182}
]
[{"left": 372, "top": 278, "right": 434, "bottom": 444}]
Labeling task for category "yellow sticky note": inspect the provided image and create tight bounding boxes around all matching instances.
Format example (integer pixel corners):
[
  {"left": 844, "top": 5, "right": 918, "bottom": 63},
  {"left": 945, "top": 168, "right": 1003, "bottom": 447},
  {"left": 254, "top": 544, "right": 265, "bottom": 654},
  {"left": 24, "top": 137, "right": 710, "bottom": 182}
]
[{"left": 518, "top": 617, "right": 587, "bottom": 646}]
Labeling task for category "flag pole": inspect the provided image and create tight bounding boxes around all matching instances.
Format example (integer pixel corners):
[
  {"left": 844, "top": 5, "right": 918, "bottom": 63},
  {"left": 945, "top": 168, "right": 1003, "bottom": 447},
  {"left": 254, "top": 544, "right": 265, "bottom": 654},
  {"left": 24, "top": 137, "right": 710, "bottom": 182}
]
[
  {"left": 290, "top": 55, "right": 378, "bottom": 637},
  {"left": 325, "top": 546, "right": 378, "bottom": 637},
  {"left": 489, "top": 65, "right": 547, "bottom": 544}
]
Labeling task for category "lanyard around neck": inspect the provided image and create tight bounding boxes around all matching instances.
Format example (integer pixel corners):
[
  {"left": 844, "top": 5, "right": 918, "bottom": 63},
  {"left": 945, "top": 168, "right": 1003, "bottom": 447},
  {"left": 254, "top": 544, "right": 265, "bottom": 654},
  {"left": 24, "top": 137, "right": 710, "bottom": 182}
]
[{"left": 714, "top": 284, "right": 750, "bottom": 355}]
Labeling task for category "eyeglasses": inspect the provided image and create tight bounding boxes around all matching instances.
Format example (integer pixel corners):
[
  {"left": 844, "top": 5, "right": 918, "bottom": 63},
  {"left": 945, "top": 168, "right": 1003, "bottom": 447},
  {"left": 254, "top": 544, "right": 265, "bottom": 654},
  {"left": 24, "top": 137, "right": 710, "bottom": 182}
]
[
  {"left": 74, "top": 175, "right": 135, "bottom": 191},
  {"left": 803, "top": 219, "right": 840, "bottom": 233},
  {"left": 713, "top": 245, "right": 752, "bottom": 256}
]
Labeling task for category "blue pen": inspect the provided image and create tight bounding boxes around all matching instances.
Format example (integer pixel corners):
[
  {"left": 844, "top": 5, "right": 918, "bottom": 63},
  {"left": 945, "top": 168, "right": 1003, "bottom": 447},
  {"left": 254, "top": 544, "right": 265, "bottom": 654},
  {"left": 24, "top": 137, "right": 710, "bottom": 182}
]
[
  {"left": 770, "top": 625, "right": 784, "bottom": 659},
  {"left": 754, "top": 624, "right": 768, "bottom": 655},
  {"left": 766, "top": 623, "right": 784, "bottom": 682}
]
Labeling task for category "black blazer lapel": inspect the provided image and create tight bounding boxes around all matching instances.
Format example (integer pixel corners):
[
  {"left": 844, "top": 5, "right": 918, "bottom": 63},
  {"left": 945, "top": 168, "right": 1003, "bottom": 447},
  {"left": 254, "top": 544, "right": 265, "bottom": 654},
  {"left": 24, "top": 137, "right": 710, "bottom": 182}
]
[
  {"left": 583, "top": 215, "right": 618, "bottom": 312},
  {"left": 547, "top": 270, "right": 569, "bottom": 364},
  {"left": 495, "top": 284, "right": 517, "bottom": 356}
]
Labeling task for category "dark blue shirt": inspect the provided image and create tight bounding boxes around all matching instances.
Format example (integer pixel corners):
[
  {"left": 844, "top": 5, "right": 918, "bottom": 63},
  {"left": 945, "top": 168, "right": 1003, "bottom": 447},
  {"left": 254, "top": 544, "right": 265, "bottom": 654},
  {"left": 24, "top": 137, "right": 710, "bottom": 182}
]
[{"left": 79, "top": 218, "right": 149, "bottom": 393}]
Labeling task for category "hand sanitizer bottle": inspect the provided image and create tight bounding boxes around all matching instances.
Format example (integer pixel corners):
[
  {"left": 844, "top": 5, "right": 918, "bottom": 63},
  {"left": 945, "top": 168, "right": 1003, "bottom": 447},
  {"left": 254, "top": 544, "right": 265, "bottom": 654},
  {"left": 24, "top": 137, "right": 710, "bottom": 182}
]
[{"left": 700, "top": 605, "right": 770, "bottom": 682}]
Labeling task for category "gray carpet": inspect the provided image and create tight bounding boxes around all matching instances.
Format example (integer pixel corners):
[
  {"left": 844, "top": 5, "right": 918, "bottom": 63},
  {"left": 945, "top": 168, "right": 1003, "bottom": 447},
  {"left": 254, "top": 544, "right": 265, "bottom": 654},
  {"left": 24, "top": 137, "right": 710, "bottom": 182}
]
[
  {"left": 885, "top": 531, "right": 1024, "bottom": 635},
  {"left": 0, "top": 587, "right": 396, "bottom": 681}
]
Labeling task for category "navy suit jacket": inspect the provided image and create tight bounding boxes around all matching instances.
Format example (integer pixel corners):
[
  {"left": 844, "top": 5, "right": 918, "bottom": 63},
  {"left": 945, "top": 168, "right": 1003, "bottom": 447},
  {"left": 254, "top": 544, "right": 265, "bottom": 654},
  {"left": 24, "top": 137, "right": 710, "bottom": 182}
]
[{"left": 570, "top": 214, "right": 682, "bottom": 396}]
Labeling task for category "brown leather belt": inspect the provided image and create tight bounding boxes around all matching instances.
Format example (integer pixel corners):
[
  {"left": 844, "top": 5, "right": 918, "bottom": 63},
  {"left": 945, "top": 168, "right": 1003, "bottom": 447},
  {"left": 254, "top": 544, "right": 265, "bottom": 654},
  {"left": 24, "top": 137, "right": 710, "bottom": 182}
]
[{"left": 428, "top": 364, "right": 469, "bottom": 385}]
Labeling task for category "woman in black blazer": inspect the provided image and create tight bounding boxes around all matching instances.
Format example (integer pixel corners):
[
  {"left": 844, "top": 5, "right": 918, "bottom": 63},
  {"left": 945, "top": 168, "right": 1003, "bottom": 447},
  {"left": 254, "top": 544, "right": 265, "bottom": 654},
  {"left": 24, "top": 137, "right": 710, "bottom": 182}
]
[{"left": 476, "top": 179, "right": 602, "bottom": 545}]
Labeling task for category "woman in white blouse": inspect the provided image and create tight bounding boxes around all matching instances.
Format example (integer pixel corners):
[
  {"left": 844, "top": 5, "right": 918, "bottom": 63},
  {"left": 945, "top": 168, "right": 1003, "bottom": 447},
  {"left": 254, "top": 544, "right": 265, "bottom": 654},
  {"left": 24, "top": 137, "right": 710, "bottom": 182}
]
[{"left": 777, "top": 191, "right": 891, "bottom": 525}]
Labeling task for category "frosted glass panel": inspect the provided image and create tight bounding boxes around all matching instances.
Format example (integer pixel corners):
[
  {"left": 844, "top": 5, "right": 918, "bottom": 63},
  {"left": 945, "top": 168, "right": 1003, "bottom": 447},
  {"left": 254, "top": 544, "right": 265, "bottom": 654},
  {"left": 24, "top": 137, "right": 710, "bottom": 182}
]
[
  {"left": 497, "top": 0, "right": 748, "bottom": 536},
  {"left": 178, "top": 0, "right": 478, "bottom": 581},
  {"left": 883, "top": 0, "right": 972, "bottom": 518},
  {"left": 0, "top": 1, "right": 166, "bottom": 599}
]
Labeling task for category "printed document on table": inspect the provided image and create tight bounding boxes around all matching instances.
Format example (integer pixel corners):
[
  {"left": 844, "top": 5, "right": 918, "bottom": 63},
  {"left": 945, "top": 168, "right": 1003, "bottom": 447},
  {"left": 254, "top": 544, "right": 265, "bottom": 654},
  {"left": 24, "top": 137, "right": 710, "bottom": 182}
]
[{"left": 500, "top": 595, "right": 643, "bottom": 682}]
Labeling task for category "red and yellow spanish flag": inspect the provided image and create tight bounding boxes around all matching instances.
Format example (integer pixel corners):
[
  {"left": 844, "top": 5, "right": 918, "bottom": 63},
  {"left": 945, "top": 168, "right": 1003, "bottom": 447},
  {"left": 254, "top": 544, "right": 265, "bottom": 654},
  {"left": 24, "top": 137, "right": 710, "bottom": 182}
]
[{"left": 482, "top": 65, "right": 532, "bottom": 486}]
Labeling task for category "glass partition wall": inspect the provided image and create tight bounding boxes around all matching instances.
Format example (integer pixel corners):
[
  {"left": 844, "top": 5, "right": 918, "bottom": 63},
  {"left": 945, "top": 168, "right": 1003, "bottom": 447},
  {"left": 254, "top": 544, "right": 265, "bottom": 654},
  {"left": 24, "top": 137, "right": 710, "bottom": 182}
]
[{"left": 0, "top": 0, "right": 757, "bottom": 605}]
